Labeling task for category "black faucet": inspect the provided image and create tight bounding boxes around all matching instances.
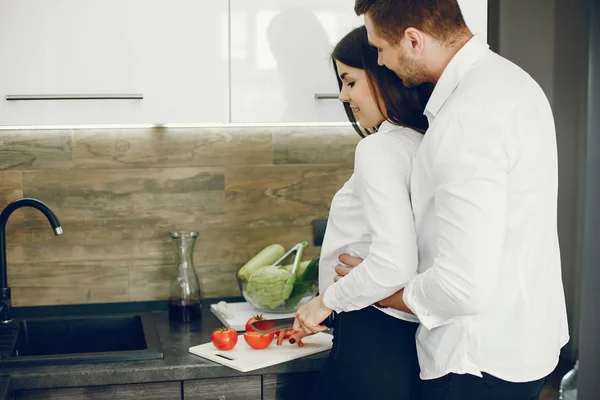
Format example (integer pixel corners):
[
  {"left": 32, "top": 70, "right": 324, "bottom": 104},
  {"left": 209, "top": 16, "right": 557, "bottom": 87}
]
[{"left": 0, "top": 198, "right": 63, "bottom": 323}]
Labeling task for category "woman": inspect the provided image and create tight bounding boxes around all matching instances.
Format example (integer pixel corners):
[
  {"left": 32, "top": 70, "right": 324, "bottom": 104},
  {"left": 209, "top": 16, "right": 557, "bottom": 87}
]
[{"left": 283, "top": 26, "right": 432, "bottom": 399}]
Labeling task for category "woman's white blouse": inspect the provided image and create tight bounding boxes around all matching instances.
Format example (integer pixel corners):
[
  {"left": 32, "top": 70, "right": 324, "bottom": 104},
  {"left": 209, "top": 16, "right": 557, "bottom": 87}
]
[{"left": 319, "top": 121, "right": 422, "bottom": 323}]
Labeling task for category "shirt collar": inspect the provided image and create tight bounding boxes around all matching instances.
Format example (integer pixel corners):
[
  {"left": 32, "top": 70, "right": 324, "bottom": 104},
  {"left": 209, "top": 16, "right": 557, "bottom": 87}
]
[
  {"left": 377, "top": 120, "right": 395, "bottom": 133},
  {"left": 425, "top": 35, "right": 490, "bottom": 118}
]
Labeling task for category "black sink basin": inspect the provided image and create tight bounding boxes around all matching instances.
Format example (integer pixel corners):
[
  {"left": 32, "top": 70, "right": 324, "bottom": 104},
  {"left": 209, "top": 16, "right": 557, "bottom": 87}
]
[{"left": 1, "top": 313, "right": 163, "bottom": 366}]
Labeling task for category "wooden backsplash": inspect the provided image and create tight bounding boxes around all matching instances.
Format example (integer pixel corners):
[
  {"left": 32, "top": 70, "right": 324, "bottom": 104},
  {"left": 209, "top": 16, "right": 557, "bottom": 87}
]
[{"left": 0, "top": 126, "right": 358, "bottom": 306}]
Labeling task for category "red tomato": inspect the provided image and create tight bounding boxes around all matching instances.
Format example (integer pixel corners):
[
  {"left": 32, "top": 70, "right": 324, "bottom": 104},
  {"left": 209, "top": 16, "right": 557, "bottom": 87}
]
[
  {"left": 274, "top": 330, "right": 296, "bottom": 339},
  {"left": 243, "top": 332, "right": 275, "bottom": 349},
  {"left": 245, "top": 314, "right": 265, "bottom": 333},
  {"left": 211, "top": 327, "right": 238, "bottom": 350}
]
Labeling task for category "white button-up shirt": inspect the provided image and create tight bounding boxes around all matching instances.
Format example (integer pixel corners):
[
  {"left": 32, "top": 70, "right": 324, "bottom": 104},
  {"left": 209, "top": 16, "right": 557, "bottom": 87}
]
[
  {"left": 321, "top": 121, "right": 422, "bottom": 323},
  {"left": 403, "top": 35, "right": 570, "bottom": 382}
]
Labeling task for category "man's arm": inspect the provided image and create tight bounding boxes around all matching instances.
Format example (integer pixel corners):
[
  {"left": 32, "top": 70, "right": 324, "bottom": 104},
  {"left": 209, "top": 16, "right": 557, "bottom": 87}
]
[
  {"left": 334, "top": 256, "right": 413, "bottom": 314},
  {"left": 403, "top": 111, "right": 508, "bottom": 329},
  {"left": 377, "top": 289, "right": 412, "bottom": 313}
]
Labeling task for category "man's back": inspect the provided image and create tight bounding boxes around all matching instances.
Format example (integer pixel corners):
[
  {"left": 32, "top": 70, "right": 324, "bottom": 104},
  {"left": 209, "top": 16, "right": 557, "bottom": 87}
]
[{"left": 407, "top": 35, "right": 570, "bottom": 382}]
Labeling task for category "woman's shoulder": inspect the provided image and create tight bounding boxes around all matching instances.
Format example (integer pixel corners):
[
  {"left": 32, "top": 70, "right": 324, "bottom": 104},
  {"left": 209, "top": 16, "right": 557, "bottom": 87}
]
[
  {"left": 357, "top": 121, "right": 423, "bottom": 159},
  {"left": 378, "top": 121, "right": 424, "bottom": 146}
]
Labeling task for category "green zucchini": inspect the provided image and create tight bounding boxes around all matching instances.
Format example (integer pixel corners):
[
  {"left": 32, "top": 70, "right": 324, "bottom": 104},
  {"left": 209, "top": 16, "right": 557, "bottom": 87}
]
[
  {"left": 283, "top": 260, "right": 310, "bottom": 274},
  {"left": 296, "top": 256, "right": 319, "bottom": 282},
  {"left": 237, "top": 244, "right": 286, "bottom": 281}
]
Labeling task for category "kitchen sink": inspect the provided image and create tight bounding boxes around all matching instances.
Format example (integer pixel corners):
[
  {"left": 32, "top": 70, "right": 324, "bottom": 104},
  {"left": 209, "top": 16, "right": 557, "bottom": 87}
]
[{"left": 0, "top": 313, "right": 163, "bottom": 366}]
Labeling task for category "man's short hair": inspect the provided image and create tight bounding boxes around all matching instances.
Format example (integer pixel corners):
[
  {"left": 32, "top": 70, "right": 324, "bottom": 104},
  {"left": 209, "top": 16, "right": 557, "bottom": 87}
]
[{"left": 355, "top": 0, "right": 469, "bottom": 44}]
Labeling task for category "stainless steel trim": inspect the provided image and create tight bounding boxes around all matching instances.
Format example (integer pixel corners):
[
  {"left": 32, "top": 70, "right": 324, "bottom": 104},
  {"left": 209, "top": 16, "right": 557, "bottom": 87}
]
[
  {"left": 6, "top": 94, "right": 143, "bottom": 101},
  {"left": 314, "top": 93, "right": 339, "bottom": 100}
]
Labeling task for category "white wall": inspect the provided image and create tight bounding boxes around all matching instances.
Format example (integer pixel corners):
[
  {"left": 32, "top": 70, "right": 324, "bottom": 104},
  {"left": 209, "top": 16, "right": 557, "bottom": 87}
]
[{"left": 498, "top": 0, "right": 555, "bottom": 104}]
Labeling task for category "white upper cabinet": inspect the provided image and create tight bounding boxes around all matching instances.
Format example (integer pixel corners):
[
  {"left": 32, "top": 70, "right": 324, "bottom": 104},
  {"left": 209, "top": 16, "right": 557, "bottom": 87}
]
[
  {"left": 229, "top": 0, "right": 363, "bottom": 123},
  {"left": 0, "top": 1, "right": 487, "bottom": 126},
  {"left": 229, "top": 0, "right": 487, "bottom": 124},
  {"left": 0, "top": 0, "right": 229, "bottom": 126}
]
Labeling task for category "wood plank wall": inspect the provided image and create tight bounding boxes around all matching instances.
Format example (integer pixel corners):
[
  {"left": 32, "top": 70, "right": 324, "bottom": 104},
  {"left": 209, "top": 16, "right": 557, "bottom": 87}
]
[{"left": 0, "top": 126, "right": 358, "bottom": 306}]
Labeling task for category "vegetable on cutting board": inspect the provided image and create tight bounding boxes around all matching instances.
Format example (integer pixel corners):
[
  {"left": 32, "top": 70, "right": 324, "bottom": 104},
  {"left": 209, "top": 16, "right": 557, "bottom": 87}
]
[
  {"left": 244, "top": 316, "right": 274, "bottom": 350},
  {"left": 245, "top": 314, "right": 265, "bottom": 333},
  {"left": 275, "top": 329, "right": 296, "bottom": 339},
  {"left": 245, "top": 315, "right": 294, "bottom": 339},
  {"left": 211, "top": 327, "right": 238, "bottom": 350},
  {"left": 243, "top": 332, "right": 275, "bottom": 349},
  {"left": 237, "top": 244, "right": 286, "bottom": 281}
]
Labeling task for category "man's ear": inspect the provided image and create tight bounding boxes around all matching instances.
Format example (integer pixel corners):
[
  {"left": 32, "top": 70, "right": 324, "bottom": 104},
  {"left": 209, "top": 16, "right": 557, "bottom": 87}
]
[{"left": 404, "top": 27, "right": 426, "bottom": 55}]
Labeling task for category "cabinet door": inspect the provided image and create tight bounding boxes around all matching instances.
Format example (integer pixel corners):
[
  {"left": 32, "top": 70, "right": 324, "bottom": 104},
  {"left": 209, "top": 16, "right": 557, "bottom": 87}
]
[
  {"left": 230, "top": 0, "right": 362, "bottom": 123},
  {"left": 0, "top": 0, "right": 229, "bottom": 126},
  {"left": 229, "top": 0, "right": 488, "bottom": 124},
  {"left": 184, "top": 377, "right": 261, "bottom": 400},
  {"left": 262, "top": 372, "right": 319, "bottom": 400},
  {"left": 14, "top": 382, "right": 180, "bottom": 400}
]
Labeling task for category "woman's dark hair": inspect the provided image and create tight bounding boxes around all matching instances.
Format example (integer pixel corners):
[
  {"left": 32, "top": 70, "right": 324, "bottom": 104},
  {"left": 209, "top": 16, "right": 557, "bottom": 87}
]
[{"left": 332, "top": 25, "right": 433, "bottom": 137}]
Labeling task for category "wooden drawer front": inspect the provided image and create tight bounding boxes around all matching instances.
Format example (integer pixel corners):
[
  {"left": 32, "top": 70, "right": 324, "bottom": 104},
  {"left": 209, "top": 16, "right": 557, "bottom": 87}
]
[
  {"left": 262, "top": 372, "right": 319, "bottom": 400},
  {"left": 184, "top": 376, "right": 261, "bottom": 400},
  {"left": 15, "top": 382, "right": 181, "bottom": 400}
]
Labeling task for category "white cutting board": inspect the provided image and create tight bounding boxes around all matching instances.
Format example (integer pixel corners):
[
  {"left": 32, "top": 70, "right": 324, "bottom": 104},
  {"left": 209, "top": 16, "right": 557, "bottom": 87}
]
[
  {"left": 189, "top": 332, "right": 333, "bottom": 372},
  {"left": 210, "top": 301, "right": 295, "bottom": 331}
]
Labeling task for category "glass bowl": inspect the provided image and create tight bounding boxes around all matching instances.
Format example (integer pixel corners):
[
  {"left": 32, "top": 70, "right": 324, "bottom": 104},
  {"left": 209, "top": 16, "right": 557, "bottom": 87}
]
[{"left": 238, "top": 278, "right": 319, "bottom": 314}]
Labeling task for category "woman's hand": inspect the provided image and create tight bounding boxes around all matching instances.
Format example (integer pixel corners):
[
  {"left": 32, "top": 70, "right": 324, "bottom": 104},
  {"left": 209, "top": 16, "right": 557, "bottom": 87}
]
[
  {"left": 276, "top": 329, "right": 311, "bottom": 347},
  {"left": 293, "top": 294, "right": 332, "bottom": 335}
]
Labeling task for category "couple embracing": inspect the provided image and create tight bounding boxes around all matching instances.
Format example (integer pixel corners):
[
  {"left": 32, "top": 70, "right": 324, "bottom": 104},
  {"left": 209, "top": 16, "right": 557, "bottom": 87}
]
[{"left": 282, "top": 1, "right": 569, "bottom": 399}]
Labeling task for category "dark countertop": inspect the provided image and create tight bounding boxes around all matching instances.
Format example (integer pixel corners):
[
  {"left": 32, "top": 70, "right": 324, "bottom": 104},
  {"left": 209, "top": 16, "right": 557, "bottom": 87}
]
[{"left": 1, "top": 297, "right": 329, "bottom": 396}]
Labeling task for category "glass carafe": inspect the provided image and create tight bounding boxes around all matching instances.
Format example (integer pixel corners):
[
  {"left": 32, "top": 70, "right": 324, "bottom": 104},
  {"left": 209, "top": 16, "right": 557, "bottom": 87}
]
[{"left": 168, "top": 231, "right": 202, "bottom": 323}]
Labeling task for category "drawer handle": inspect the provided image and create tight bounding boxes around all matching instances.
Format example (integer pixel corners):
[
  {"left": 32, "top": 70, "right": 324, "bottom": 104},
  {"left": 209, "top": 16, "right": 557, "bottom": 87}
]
[
  {"left": 6, "top": 94, "right": 144, "bottom": 101},
  {"left": 314, "top": 93, "right": 339, "bottom": 100}
]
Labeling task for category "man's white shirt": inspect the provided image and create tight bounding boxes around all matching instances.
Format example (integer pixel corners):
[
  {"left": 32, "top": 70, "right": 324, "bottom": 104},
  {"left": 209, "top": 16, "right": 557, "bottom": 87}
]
[{"left": 402, "top": 35, "right": 569, "bottom": 382}]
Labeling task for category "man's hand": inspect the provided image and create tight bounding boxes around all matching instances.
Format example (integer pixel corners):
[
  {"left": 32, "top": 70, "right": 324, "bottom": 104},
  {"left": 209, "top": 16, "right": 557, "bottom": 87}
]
[
  {"left": 293, "top": 294, "right": 332, "bottom": 335},
  {"left": 333, "top": 254, "right": 364, "bottom": 282}
]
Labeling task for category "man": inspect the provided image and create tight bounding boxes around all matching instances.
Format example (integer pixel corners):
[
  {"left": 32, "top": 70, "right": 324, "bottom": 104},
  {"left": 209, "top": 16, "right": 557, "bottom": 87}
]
[{"left": 294, "top": 1, "right": 570, "bottom": 399}]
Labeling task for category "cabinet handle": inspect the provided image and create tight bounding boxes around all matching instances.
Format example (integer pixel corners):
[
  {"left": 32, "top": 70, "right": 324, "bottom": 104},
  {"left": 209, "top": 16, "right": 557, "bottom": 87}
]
[
  {"left": 6, "top": 94, "right": 144, "bottom": 101},
  {"left": 314, "top": 93, "right": 339, "bottom": 100}
]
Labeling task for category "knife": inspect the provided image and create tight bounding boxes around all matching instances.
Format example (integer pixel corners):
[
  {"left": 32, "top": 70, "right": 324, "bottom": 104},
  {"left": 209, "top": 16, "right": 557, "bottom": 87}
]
[{"left": 249, "top": 314, "right": 335, "bottom": 334}]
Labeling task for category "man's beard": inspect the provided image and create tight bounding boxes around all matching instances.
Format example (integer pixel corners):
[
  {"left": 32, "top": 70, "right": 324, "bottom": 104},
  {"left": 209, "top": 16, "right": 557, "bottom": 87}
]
[{"left": 395, "top": 53, "right": 429, "bottom": 87}]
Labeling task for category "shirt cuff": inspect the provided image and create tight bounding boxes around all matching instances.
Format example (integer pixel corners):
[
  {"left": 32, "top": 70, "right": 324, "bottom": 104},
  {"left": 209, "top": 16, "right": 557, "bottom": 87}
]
[
  {"left": 403, "top": 277, "right": 449, "bottom": 330},
  {"left": 322, "top": 284, "right": 344, "bottom": 313}
]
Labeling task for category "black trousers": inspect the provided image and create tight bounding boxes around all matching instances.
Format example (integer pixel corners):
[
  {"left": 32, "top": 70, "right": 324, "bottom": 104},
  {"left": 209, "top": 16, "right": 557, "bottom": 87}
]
[
  {"left": 421, "top": 371, "right": 549, "bottom": 400},
  {"left": 311, "top": 306, "right": 420, "bottom": 400}
]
